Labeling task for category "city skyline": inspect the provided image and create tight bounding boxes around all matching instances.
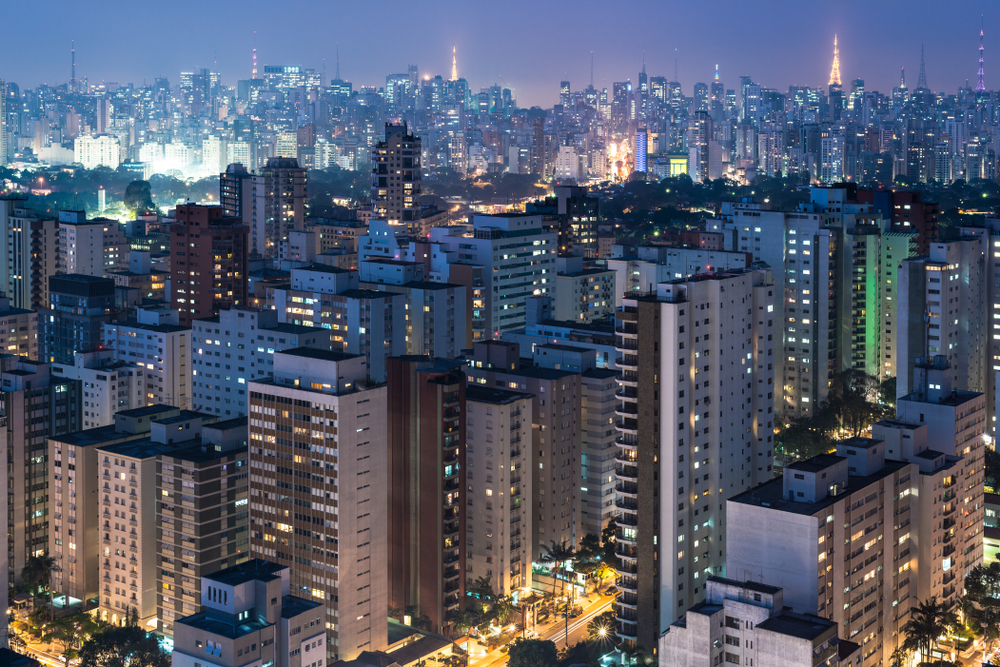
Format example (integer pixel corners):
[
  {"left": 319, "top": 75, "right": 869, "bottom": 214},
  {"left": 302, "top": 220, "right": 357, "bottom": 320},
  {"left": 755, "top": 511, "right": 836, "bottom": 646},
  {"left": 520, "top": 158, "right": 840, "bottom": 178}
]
[{"left": 4, "top": 0, "right": 1000, "bottom": 106}]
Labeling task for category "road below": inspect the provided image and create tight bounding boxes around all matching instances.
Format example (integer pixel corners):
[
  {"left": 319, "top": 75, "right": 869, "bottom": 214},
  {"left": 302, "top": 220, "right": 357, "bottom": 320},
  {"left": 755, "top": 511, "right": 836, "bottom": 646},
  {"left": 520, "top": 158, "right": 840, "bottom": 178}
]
[{"left": 470, "top": 593, "right": 616, "bottom": 667}]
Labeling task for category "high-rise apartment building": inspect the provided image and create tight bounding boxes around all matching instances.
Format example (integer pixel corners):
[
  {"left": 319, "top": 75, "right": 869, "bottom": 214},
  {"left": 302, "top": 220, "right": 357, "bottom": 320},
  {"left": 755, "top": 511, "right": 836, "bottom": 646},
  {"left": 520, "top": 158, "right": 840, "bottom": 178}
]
[
  {"left": 58, "top": 210, "right": 128, "bottom": 277},
  {"left": 612, "top": 268, "right": 775, "bottom": 653},
  {"left": 172, "top": 561, "right": 325, "bottom": 667},
  {"left": 43, "top": 274, "right": 120, "bottom": 365},
  {"left": 103, "top": 307, "right": 191, "bottom": 410},
  {"left": 387, "top": 356, "right": 467, "bottom": 635},
  {"left": 170, "top": 204, "right": 249, "bottom": 326},
  {"left": 465, "top": 341, "right": 582, "bottom": 558},
  {"left": 249, "top": 349, "right": 388, "bottom": 661},
  {"left": 273, "top": 266, "right": 405, "bottom": 383},
  {"left": 371, "top": 124, "right": 421, "bottom": 231},
  {"left": 220, "top": 163, "right": 260, "bottom": 229},
  {"left": 156, "top": 417, "right": 249, "bottom": 636},
  {"left": 897, "top": 238, "right": 986, "bottom": 398},
  {"left": 253, "top": 158, "right": 306, "bottom": 259},
  {"left": 49, "top": 405, "right": 183, "bottom": 610},
  {"left": 3, "top": 358, "right": 82, "bottom": 586},
  {"left": 430, "top": 214, "right": 557, "bottom": 337},
  {"left": 0, "top": 292, "right": 39, "bottom": 360},
  {"left": 0, "top": 79, "right": 6, "bottom": 167},
  {"left": 191, "top": 307, "right": 329, "bottom": 417},
  {"left": 74, "top": 135, "right": 121, "bottom": 170},
  {"left": 0, "top": 196, "right": 60, "bottom": 310},
  {"left": 52, "top": 350, "right": 145, "bottom": 428},
  {"left": 464, "top": 386, "right": 533, "bottom": 598}
]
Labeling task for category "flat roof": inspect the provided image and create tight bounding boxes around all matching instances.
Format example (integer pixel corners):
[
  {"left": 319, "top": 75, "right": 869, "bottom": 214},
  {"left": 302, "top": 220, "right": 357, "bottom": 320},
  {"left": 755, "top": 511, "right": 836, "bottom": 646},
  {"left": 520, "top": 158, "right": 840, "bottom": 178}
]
[
  {"left": 786, "top": 454, "right": 844, "bottom": 473},
  {"left": 280, "top": 594, "right": 323, "bottom": 618},
  {"left": 208, "top": 559, "right": 283, "bottom": 586},
  {"left": 537, "top": 343, "right": 593, "bottom": 353},
  {"left": 757, "top": 613, "right": 835, "bottom": 641},
  {"left": 175, "top": 611, "right": 268, "bottom": 639},
  {"left": 110, "top": 320, "right": 189, "bottom": 333},
  {"left": 338, "top": 288, "right": 398, "bottom": 299},
  {"left": 730, "top": 459, "right": 911, "bottom": 516},
  {"left": 899, "top": 389, "right": 984, "bottom": 407},
  {"left": 466, "top": 385, "right": 534, "bottom": 405},
  {"left": 267, "top": 323, "right": 322, "bottom": 335},
  {"left": 278, "top": 347, "right": 362, "bottom": 363},
  {"left": 296, "top": 264, "right": 353, "bottom": 274},
  {"left": 707, "top": 575, "right": 781, "bottom": 595},
  {"left": 582, "top": 368, "right": 618, "bottom": 379}
]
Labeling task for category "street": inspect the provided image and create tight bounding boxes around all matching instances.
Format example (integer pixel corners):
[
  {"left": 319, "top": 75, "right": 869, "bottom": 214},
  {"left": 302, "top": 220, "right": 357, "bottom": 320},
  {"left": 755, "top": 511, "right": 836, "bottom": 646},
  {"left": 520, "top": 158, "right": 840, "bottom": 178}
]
[{"left": 470, "top": 592, "right": 617, "bottom": 667}]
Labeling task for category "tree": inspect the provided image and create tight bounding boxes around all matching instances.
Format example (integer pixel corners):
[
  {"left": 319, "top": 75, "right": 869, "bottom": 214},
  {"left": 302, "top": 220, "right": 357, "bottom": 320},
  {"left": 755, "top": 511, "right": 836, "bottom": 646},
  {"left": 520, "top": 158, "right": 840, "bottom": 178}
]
[
  {"left": 79, "top": 621, "right": 168, "bottom": 667},
  {"left": 22, "top": 552, "right": 60, "bottom": 620},
  {"left": 900, "top": 597, "right": 958, "bottom": 665},
  {"left": 493, "top": 594, "right": 515, "bottom": 626},
  {"left": 507, "top": 638, "right": 558, "bottom": 667},
  {"left": 123, "top": 181, "right": 156, "bottom": 215},
  {"left": 986, "top": 447, "right": 1000, "bottom": 492},
  {"left": 448, "top": 610, "right": 474, "bottom": 637},
  {"left": 617, "top": 643, "right": 649, "bottom": 666},
  {"left": 541, "top": 540, "right": 577, "bottom": 646},
  {"left": 600, "top": 525, "right": 617, "bottom": 566},
  {"left": 43, "top": 611, "right": 100, "bottom": 665}
]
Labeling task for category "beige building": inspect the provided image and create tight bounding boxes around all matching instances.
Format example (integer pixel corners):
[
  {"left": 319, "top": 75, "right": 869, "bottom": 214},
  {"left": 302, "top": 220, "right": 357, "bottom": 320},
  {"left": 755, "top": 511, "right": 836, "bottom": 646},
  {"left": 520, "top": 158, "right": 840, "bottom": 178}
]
[
  {"left": 49, "top": 405, "right": 183, "bottom": 606},
  {"left": 157, "top": 418, "right": 249, "bottom": 636},
  {"left": 52, "top": 350, "right": 145, "bottom": 428},
  {"left": 58, "top": 210, "right": 129, "bottom": 277},
  {"left": 249, "top": 349, "right": 388, "bottom": 662},
  {"left": 465, "top": 386, "right": 533, "bottom": 597},
  {"left": 0, "top": 196, "right": 60, "bottom": 310},
  {"left": 0, "top": 292, "right": 39, "bottom": 360},
  {"left": 172, "top": 561, "right": 325, "bottom": 667},
  {"left": 465, "top": 340, "right": 581, "bottom": 560}
]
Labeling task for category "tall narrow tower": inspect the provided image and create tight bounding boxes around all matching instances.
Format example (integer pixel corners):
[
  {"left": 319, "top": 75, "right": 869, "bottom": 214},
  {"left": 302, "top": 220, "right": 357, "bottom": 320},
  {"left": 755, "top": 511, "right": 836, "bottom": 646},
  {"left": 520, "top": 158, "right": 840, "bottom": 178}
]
[
  {"left": 976, "top": 17, "right": 986, "bottom": 92},
  {"left": 70, "top": 41, "right": 76, "bottom": 93},
  {"left": 829, "top": 34, "right": 842, "bottom": 86},
  {"left": 451, "top": 46, "right": 458, "bottom": 81},
  {"left": 917, "top": 43, "right": 928, "bottom": 90},
  {"left": 251, "top": 31, "right": 257, "bottom": 79}
]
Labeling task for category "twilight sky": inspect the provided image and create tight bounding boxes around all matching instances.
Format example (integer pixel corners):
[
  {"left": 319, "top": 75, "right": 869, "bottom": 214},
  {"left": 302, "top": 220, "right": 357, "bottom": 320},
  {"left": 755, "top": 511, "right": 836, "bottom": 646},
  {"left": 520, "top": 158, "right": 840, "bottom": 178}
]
[{"left": 2, "top": 0, "right": 998, "bottom": 107}]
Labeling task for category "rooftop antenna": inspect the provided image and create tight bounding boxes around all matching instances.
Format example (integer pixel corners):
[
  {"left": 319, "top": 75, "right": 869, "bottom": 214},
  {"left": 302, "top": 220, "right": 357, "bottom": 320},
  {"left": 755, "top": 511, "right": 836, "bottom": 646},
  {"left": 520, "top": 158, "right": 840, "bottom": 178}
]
[
  {"left": 976, "top": 15, "right": 986, "bottom": 92},
  {"left": 252, "top": 31, "right": 257, "bottom": 79},
  {"left": 336, "top": 43, "right": 341, "bottom": 81},
  {"left": 590, "top": 51, "right": 594, "bottom": 88},
  {"left": 674, "top": 48, "right": 678, "bottom": 82},
  {"left": 917, "top": 43, "right": 927, "bottom": 90},
  {"left": 71, "top": 41, "right": 76, "bottom": 92},
  {"left": 451, "top": 46, "right": 458, "bottom": 81}
]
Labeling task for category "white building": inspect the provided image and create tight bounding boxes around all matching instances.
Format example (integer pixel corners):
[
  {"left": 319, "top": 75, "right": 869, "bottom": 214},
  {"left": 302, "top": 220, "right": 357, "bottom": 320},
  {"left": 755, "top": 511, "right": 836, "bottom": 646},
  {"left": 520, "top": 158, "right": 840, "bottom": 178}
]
[
  {"left": 191, "top": 307, "right": 330, "bottom": 418},
  {"left": 172, "top": 561, "right": 325, "bottom": 667},
  {"left": 465, "top": 386, "right": 534, "bottom": 597},
  {"left": 612, "top": 267, "right": 775, "bottom": 650},
  {"left": 429, "top": 214, "right": 557, "bottom": 336},
  {"left": 554, "top": 256, "right": 615, "bottom": 323},
  {"left": 606, "top": 245, "right": 750, "bottom": 308},
  {"left": 52, "top": 350, "right": 145, "bottom": 428},
  {"left": 74, "top": 135, "right": 121, "bottom": 169},
  {"left": 58, "top": 210, "right": 128, "bottom": 277},
  {"left": 660, "top": 577, "right": 860, "bottom": 667},
  {"left": 103, "top": 307, "right": 191, "bottom": 409}
]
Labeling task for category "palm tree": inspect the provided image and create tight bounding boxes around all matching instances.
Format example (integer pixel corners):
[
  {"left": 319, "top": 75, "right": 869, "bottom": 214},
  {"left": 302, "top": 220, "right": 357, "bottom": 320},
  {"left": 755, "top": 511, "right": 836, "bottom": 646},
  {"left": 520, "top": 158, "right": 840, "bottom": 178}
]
[
  {"left": 22, "top": 553, "right": 60, "bottom": 621},
  {"left": 541, "top": 540, "right": 577, "bottom": 647},
  {"left": 901, "top": 597, "right": 958, "bottom": 665},
  {"left": 493, "top": 594, "right": 515, "bottom": 626},
  {"left": 617, "top": 643, "right": 647, "bottom": 666}
]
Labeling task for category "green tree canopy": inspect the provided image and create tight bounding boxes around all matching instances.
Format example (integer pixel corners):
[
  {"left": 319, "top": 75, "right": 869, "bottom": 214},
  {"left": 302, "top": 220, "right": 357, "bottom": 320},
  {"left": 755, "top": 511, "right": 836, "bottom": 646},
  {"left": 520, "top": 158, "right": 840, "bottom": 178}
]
[
  {"left": 507, "top": 638, "right": 558, "bottom": 667},
  {"left": 79, "top": 613, "right": 168, "bottom": 667},
  {"left": 123, "top": 181, "right": 156, "bottom": 215}
]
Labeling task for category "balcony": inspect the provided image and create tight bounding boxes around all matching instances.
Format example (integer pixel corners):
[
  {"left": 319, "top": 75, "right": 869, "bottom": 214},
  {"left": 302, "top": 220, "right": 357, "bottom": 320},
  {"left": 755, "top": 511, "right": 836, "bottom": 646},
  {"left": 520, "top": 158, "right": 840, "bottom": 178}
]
[
  {"left": 616, "top": 513, "right": 638, "bottom": 527},
  {"left": 615, "top": 419, "right": 638, "bottom": 435},
  {"left": 616, "top": 386, "right": 638, "bottom": 400},
  {"left": 618, "top": 592, "right": 638, "bottom": 609},
  {"left": 614, "top": 403, "right": 638, "bottom": 419},
  {"left": 616, "top": 481, "right": 638, "bottom": 497},
  {"left": 616, "top": 623, "right": 638, "bottom": 640},
  {"left": 616, "top": 463, "right": 638, "bottom": 482},
  {"left": 615, "top": 562, "right": 637, "bottom": 577},
  {"left": 616, "top": 497, "right": 638, "bottom": 511},
  {"left": 617, "top": 371, "right": 638, "bottom": 387},
  {"left": 616, "top": 435, "right": 638, "bottom": 451},
  {"left": 616, "top": 355, "right": 638, "bottom": 371}
]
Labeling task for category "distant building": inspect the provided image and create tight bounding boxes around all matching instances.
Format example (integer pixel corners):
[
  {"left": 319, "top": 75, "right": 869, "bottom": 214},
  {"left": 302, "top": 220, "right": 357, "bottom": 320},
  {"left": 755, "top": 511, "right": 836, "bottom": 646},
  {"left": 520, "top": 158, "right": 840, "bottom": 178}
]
[
  {"left": 58, "top": 210, "right": 128, "bottom": 277},
  {"left": 74, "top": 135, "right": 121, "bottom": 170},
  {"left": 254, "top": 158, "right": 306, "bottom": 259},
  {"left": 0, "top": 196, "right": 60, "bottom": 310},
  {"left": 103, "top": 308, "right": 191, "bottom": 409},
  {"left": 371, "top": 124, "right": 422, "bottom": 232}
]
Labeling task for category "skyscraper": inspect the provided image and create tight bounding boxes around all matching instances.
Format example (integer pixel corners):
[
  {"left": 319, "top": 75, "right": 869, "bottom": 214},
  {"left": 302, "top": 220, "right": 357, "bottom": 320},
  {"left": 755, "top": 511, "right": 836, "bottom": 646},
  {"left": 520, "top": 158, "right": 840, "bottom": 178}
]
[
  {"left": 43, "top": 274, "right": 119, "bottom": 365},
  {"left": 634, "top": 127, "right": 648, "bottom": 173},
  {"left": 0, "top": 79, "right": 6, "bottom": 167},
  {"left": 613, "top": 268, "right": 775, "bottom": 652},
  {"left": 249, "top": 349, "right": 388, "bottom": 661},
  {"left": 170, "top": 205, "right": 249, "bottom": 326},
  {"left": 371, "top": 124, "right": 421, "bottom": 232},
  {"left": 254, "top": 158, "right": 306, "bottom": 259},
  {"left": 387, "top": 356, "right": 467, "bottom": 635}
]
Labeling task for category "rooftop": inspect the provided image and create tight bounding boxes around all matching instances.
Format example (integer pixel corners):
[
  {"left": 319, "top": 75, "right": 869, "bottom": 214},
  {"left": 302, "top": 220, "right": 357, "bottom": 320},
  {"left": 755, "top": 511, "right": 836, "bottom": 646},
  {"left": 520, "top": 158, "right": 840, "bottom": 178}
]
[
  {"left": 278, "top": 347, "right": 362, "bottom": 363},
  {"left": 756, "top": 613, "right": 835, "bottom": 641},
  {"left": 280, "top": 594, "right": 324, "bottom": 619},
  {"left": 730, "top": 458, "right": 911, "bottom": 516},
  {"left": 208, "top": 559, "right": 284, "bottom": 586},
  {"left": 786, "top": 454, "right": 845, "bottom": 473},
  {"left": 175, "top": 611, "right": 268, "bottom": 639},
  {"left": 707, "top": 575, "right": 781, "bottom": 595},
  {"left": 466, "top": 385, "right": 533, "bottom": 405},
  {"left": 111, "top": 319, "right": 189, "bottom": 334}
]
